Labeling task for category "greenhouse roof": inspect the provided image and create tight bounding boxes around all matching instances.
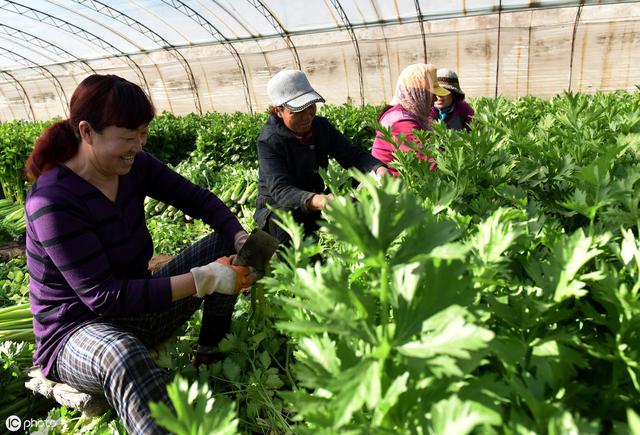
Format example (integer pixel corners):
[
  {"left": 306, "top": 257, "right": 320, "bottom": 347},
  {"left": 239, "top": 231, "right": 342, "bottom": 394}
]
[{"left": 0, "top": 0, "right": 639, "bottom": 120}]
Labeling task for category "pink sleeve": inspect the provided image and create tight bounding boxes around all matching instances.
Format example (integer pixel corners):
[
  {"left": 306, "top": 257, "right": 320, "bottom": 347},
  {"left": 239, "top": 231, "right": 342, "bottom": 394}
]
[
  {"left": 429, "top": 107, "right": 439, "bottom": 122},
  {"left": 391, "top": 119, "right": 427, "bottom": 160}
]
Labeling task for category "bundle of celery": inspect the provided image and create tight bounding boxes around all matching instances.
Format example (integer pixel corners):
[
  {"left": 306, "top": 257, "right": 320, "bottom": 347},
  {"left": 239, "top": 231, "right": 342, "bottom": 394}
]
[
  {"left": 0, "top": 341, "right": 50, "bottom": 425},
  {"left": 0, "top": 198, "right": 25, "bottom": 239},
  {"left": 0, "top": 303, "right": 33, "bottom": 342}
]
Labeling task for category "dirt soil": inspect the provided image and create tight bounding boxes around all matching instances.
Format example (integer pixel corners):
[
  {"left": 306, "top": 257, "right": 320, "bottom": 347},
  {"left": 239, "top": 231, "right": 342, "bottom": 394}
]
[
  {"left": 0, "top": 239, "right": 25, "bottom": 261},
  {"left": 148, "top": 254, "right": 174, "bottom": 273},
  {"left": 0, "top": 239, "right": 174, "bottom": 272}
]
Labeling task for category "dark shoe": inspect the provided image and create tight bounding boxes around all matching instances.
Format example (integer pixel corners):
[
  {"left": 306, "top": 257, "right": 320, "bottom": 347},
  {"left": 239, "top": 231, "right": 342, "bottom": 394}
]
[{"left": 192, "top": 350, "right": 225, "bottom": 367}]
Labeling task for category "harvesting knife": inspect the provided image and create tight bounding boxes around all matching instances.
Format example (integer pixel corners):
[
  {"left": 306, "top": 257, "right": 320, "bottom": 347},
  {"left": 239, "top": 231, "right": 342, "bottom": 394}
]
[{"left": 232, "top": 229, "right": 280, "bottom": 277}]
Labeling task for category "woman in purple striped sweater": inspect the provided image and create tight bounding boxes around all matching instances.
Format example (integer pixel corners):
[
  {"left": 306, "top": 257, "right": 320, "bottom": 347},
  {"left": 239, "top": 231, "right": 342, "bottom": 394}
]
[{"left": 24, "top": 74, "right": 258, "bottom": 434}]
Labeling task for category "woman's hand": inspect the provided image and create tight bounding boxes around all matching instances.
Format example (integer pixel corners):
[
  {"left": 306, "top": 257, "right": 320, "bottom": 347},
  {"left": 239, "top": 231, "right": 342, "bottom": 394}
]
[
  {"left": 375, "top": 166, "right": 390, "bottom": 177},
  {"left": 356, "top": 166, "right": 390, "bottom": 190},
  {"left": 190, "top": 255, "right": 259, "bottom": 296},
  {"left": 309, "top": 193, "right": 334, "bottom": 211}
]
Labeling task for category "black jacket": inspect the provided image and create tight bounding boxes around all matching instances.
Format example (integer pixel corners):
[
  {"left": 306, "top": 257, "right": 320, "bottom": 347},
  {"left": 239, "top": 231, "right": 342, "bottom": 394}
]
[{"left": 254, "top": 115, "right": 382, "bottom": 231}]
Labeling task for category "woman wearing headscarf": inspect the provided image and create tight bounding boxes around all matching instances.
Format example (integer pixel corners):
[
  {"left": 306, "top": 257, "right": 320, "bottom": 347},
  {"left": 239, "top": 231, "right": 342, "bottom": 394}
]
[
  {"left": 371, "top": 63, "right": 450, "bottom": 175},
  {"left": 430, "top": 68, "right": 475, "bottom": 131}
]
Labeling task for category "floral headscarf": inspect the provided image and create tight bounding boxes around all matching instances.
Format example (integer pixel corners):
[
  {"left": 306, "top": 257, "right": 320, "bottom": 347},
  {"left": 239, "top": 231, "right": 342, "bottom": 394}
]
[{"left": 390, "top": 63, "right": 442, "bottom": 130}]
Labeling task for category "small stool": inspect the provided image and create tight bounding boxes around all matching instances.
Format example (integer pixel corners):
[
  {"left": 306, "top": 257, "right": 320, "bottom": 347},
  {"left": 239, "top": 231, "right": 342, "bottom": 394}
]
[
  {"left": 24, "top": 367, "right": 109, "bottom": 417},
  {"left": 24, "top": 335, "right": 177, "bottom": 418}
]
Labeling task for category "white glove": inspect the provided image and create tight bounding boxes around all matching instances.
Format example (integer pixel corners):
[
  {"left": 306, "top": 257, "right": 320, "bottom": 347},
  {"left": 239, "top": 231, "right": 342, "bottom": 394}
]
[
  {"left": 369, "top": 169, "right": 381, "bottom": 183},
  {"left": 191, "top": 256, "right": 256, "bottom": 297}
]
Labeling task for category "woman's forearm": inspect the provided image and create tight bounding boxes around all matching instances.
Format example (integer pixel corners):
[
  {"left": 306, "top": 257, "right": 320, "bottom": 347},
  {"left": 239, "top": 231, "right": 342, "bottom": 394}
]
[{"left": 170, "top": 273, "right": 197, "bottom": 301}]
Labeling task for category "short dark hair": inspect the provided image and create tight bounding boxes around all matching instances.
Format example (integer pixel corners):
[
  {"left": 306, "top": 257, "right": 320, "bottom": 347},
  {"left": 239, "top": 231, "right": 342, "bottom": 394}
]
[{"left": 267, "top": 105, "right": 280, "bottom": 117}]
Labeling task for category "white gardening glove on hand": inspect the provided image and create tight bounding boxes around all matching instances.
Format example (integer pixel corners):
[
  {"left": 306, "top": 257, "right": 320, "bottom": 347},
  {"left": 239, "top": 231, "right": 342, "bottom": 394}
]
[
  {"left": 191, "top": 256, "right": 257, "bottom": 297},
  {"left": 368, "top": 169, "right": 381, "bottom": 183}
]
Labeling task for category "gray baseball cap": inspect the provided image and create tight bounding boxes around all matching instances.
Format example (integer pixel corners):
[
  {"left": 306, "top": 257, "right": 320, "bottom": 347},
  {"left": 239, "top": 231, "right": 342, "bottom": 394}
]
[{"left": 267, "top": 69, "right": 325, "bottom": 112}]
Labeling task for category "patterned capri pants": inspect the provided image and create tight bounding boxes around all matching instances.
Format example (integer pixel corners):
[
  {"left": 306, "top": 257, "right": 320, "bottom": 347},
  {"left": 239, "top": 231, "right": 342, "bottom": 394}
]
[{"left": 51, "top": 232, "right": 236, "bottom": 435}]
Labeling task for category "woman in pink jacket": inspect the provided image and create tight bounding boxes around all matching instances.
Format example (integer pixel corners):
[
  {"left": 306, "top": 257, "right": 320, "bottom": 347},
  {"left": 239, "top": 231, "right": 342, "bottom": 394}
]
[{"left": 371, "top": 64, "right": 450, "bottom": 175}]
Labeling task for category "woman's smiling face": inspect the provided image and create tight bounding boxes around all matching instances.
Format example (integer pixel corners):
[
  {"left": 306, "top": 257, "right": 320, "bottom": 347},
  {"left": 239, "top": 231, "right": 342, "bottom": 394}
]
[{"left": 88, "top": 123, "right": 148, "bottom": 175}]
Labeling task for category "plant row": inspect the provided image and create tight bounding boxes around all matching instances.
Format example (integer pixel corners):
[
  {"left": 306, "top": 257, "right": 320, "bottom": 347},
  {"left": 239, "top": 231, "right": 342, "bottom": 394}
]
[
  {"left": 0, "top": 104, "right": 382, "bottom": 204},
  {"left": 0, "top": 91, "right": 639, "bottom": 433}
]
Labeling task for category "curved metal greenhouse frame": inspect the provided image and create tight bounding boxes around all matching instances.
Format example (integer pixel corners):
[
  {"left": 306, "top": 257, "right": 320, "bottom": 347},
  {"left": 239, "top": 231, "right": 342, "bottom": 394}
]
[{"left": 0, "top": 0, "right": 638, "bottom": 121}]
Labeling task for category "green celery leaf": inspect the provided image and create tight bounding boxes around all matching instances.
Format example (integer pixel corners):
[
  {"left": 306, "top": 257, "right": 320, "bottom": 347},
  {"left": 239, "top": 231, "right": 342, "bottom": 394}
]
[
  {"left": 472, "top": 207, "right": 527, "bottom": 266},
  {"left": 296, "top": 334, "right": 341, "bottom": 376},
  {"left": 490, "top": 335, "right": 529, "bottom": 370},
  {"left": 547, "top": 411, "right": 601, "bottom": 435},
  {"left": 276, "top": 262, "right": 376, "bottom": 343},
  {"left": 551, "top": 229, "right": 603, "bottom": 302},
  {"left": 223, "top": 358, "right": 241, "bottom": 381},
  {"left": 149, "top": 376, "right": 238, "bottom": 435},
  {"left": 390, "top": 212, "right": 463, "bottom": 266},
  {"left": 620, "top": 228, "right": 640, "bottom": 271},
  {"left": 323, "top": 172, "right": 424, "bottom": 259},
  {"left": 430, "top": 395, "right": 500, "bottom": 435},
  {"left": 628, "top": 408, "right": 640, "bottom": 435},
  {"left": 326, "top": 359, "right": 382, "bottom": 428},
  {"left": 398, "top": 305, "right": 494, "bottom": 361},
  {"left": 392, "top": 260, "right": 474, "bottom": 345},
  {"left": 279, "top": 390, "right": 333, "bottom": 427},
  {"left": 371, "top": 372, "right": 409, "bottom": 426},
  {"left": 525, "top": 229, "right": 603, "bottom": 302},
  {"left": 529, "top": 339, "right": 588, "bottom": 390}
]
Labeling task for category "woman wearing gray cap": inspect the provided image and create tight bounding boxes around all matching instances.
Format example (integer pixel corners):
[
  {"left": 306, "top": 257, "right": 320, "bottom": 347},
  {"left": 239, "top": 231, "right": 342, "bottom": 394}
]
[
  {"left": 429, "top": 68, "right": 474, "bottom": 131},
  {"left": 254, "top": 69, "right": 388, "bottom": 244}
]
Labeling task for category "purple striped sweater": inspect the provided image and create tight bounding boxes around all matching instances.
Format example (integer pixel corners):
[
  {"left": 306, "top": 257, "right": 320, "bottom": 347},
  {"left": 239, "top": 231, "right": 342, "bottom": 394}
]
[{"left": 25, "top": 151, "right": 243, "bottom": 377}]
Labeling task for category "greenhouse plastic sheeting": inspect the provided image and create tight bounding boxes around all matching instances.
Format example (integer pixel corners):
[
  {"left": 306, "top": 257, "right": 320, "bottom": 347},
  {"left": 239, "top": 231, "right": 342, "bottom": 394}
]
[{"left": 0, "top": 0, "right": 639, "bottom": 120}]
